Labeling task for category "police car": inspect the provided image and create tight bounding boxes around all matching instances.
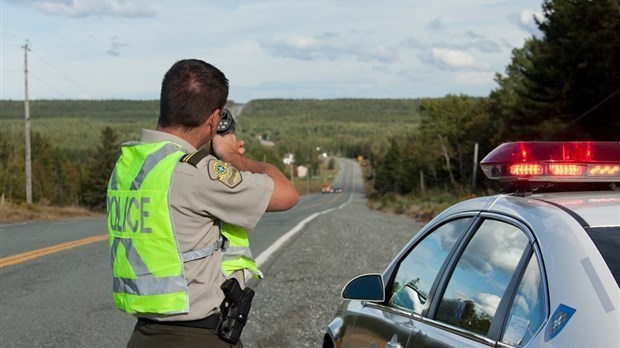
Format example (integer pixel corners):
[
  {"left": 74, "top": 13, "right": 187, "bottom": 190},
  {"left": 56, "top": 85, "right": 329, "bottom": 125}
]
[{"left": 323, "top": 142, "right": 619, "bottom": 348}]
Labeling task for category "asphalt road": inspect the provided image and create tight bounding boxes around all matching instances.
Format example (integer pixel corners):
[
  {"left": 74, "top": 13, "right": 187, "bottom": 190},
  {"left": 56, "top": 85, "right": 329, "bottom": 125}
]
[
  {"left": 243, "top": 166, "right": 423, "bottom": 347},
  {"left": 0, "top": 158, "right": 423, "bottom": 347}
]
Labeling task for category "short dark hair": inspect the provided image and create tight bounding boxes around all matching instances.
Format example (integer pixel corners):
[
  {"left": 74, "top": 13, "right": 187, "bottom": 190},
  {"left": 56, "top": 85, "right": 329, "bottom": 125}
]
[{"left": 158, "top": 59, "right": 229, "bottom": 129}]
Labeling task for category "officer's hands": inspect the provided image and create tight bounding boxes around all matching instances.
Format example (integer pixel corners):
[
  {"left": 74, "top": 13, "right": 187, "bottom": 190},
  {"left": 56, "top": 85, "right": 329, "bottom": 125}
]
[
  {"left": 212, "top": 133, "right": 245, "bottom": 162},
  {"left": 213, "top": 133, "right": 299, "bottom": 212}
]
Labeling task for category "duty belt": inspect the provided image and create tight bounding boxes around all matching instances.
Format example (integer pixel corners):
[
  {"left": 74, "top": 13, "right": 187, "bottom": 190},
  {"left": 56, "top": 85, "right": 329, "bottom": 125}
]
[{"left": 137, "top": 313, "right": 221, "bottom": 330}]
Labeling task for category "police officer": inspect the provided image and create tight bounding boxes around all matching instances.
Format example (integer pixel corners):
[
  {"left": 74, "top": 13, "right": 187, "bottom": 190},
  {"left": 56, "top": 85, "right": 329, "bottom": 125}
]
[{"left": 106, "top": 59, "right": 299, "bottom": 347}]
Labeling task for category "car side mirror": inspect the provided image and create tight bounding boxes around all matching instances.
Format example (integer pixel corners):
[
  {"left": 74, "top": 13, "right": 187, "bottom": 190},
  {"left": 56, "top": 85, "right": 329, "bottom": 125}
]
[{"left": 341, "top": 274, "right": 385, "bottom": 302}]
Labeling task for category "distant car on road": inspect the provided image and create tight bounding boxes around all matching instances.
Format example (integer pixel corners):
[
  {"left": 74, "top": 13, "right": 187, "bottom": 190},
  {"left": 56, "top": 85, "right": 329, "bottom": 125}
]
[
  {"left": 322, "top": 184, "right": 342, "bottom": 193},
  {"left": 323, "top": 142, "right": 620, "bottom": 348}
]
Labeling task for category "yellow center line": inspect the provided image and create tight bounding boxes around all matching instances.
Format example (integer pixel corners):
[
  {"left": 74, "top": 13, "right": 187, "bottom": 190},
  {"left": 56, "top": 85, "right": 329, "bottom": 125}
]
[{"left": 0, "top": 234, "right": 108, "bottom": 268}]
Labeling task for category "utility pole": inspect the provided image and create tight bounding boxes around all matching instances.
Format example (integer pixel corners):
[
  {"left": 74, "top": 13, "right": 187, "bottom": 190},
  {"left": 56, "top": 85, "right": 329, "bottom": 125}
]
[
  {"left": 472, "top": 142, "right": 479, "bottom": 191},
  {"left": 22, "top": 40, "right": 32, "bottom": 204}
]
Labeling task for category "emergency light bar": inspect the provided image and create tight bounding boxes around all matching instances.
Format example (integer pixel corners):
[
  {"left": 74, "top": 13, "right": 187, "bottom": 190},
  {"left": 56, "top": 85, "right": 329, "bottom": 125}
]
[{"left": 480, "top": 142, "right": 620, "bottom": 182}]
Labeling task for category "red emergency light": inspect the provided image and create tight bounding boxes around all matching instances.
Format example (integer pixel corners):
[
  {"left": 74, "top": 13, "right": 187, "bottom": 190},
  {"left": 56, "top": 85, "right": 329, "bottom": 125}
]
[{"left": 480, "top": 142, "right": 620, "bottom": 182}]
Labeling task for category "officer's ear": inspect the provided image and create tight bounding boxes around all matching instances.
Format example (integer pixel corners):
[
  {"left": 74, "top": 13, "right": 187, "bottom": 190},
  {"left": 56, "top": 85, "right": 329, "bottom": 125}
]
[{"left": 206, "top": 108, "right": 221, "bottom": 135}]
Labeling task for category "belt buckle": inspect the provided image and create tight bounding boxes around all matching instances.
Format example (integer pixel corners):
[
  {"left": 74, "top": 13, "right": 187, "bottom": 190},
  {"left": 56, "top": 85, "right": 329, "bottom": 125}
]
[{"left": 220, "top": 237, "right": 229, "bottom": 251}]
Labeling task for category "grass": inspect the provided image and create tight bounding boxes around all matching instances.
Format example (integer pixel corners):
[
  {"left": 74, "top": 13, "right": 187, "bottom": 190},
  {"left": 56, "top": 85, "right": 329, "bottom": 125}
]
[
  {"left": 0, "top": 200, "right": 101, "bottom": 224},
  {"left": 0, "top": 163, "right": 339, "bottom": 224},
  {"left": 290, "top": 162, "right": 338, "bottom": 195},
  {"left": 366, "top": 188, "right": 478, "bottom": 221},
  {"left": 361, "top": 162, "right": 489, "bottom": 221}
]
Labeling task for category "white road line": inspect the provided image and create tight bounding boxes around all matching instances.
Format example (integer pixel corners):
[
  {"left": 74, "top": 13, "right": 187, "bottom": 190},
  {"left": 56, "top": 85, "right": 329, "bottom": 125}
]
[{"left": 248, "top": 174, "right": 355, "bottom": 282}]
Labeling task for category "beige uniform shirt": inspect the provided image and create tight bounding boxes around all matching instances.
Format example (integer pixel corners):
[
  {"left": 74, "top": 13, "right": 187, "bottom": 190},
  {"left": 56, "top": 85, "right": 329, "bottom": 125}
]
[{"left": 139, "top": 129, "right": 274, "bottom": 321}]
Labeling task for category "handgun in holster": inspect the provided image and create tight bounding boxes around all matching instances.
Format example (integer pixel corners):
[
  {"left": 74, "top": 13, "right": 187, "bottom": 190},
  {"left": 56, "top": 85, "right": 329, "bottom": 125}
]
[{"left": 217, "top": 278, "right": 255, "bottom": 344}]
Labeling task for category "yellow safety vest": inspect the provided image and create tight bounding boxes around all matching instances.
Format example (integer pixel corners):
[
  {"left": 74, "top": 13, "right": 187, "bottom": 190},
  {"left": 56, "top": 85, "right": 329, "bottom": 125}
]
[
  {"left": 107, "top": 141, "right": 189, "bottom": 314},
  {"left": 221, "top": 222, "right": 264, "bottom": 279},
  {"left": 108, "top": 141, "right": 261, "bottom": 315}
]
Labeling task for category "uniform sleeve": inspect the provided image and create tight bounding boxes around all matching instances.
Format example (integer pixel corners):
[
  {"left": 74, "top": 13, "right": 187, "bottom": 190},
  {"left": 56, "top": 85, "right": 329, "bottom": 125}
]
[{"left": 175, "top": 157, "right": 274, "bottom": 231}]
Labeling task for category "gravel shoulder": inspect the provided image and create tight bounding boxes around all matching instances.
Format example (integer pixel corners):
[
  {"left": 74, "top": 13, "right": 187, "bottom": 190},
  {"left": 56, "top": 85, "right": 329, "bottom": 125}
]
[{"left": 243, "top": 196, "right": 424, "bottom": 347}]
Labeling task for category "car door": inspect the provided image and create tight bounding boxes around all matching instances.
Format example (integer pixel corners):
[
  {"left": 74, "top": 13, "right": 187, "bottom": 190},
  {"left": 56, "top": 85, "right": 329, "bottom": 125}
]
[
  {"left": 410, "top": 216, "right": 542, "bottom": 347},
  {"left": 342, "top": 217, "right": 475, "bottom": 348}
]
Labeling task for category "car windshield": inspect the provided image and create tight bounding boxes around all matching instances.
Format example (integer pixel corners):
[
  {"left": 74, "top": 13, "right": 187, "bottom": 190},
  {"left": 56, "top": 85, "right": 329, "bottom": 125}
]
[{"left": 585, "top": 226, "right": 620, "bottom": 287}]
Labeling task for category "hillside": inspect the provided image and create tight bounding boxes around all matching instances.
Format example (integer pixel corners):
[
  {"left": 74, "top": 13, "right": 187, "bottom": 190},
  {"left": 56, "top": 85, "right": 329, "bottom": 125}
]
[
  {"left": 0, "top": 98, "right": 422, "bottom": 155},
  {"left": 0, "top": 98, "right": 424, "bottom": 207},
  {"left": 235, "top": 98, "right": 421, "bottom": 157}
]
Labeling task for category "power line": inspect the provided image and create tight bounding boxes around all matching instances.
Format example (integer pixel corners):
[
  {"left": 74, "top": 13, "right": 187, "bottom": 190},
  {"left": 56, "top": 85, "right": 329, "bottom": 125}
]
[
  {"left": 544, "top": 88, "right": 620, "bottom": 139},
  {"left": 0, "top": 42, "right": 23, "bottom": 48},
  {"left": 29, "top": 48, "right": 94, "bottom": 99},
  {"left": 30, "top": 73, "right": 72, "bottom": 99},
  {"left": 565, "top": 88, "right": 620, "bottom": 126}
]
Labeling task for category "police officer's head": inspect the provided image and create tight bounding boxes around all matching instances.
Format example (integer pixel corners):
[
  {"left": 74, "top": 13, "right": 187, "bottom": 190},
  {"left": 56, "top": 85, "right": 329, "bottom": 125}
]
[{"left": 159, "top": 59, "right": 229, "bottom": 130}]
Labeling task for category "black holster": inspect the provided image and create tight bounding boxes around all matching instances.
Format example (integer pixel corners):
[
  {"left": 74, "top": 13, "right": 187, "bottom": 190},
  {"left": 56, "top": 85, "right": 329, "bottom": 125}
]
[{"left": 217, "top": 278, "right": 255, "bottom": 344}]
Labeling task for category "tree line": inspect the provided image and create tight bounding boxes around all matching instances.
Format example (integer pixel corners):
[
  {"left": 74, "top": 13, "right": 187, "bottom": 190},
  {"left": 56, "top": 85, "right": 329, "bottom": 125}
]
[{"left": 0, "top": 98, "right": 420, "bottom": 209}]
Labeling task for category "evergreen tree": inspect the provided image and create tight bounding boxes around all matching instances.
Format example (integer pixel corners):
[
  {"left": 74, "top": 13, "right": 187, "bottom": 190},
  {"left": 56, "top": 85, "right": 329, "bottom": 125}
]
[
  {"left": 375, "top": 138, "right": 406, "bottom": 194},
  {"left": 81, "top": 127, "right": 119, "bottom": 209},
  {"left": 328, "top": 158, "right": 336, "bottom": 170},
  {"left": 31, "top": 132, "right": 55, "bottom": 203},
  {"left": 491, "top": 0, "right": 620, "bottom": 140}
]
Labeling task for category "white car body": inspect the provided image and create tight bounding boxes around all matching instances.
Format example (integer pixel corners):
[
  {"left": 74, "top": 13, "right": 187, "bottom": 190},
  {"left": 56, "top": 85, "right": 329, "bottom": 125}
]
[
  {"left": 325, "top": 190, "right": 620, "bottom": 348},
  {"left": 325, "top": 141, "right": 620, "bottom": 348}
]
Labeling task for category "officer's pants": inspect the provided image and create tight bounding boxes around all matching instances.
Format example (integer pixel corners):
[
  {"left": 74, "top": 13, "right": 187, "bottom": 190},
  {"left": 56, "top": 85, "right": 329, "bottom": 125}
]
[{"left": 127, "top": 320, "right": 244, "bottom": 348}]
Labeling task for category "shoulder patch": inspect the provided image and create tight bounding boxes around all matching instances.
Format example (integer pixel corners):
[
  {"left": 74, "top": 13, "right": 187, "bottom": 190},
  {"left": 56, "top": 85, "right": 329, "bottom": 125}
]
[{"left": 207, "top": 159, "right": 242, "bottom": 188}]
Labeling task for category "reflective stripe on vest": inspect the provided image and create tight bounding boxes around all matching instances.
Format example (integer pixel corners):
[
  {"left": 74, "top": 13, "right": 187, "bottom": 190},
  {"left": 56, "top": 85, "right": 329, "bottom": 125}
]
[
  {"left": 176, "top": 149, "right": 265, "bottom": 280},
  {"left": 107, "top": 141, "right": 189, "bottom": 315},
  {"left": 220, "top": 222, "right": 264, "bottom": 279}
]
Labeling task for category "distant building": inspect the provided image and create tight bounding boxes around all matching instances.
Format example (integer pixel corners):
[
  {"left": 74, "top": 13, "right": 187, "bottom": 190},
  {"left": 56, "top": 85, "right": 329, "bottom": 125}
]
[
  {"left": 297, "top": 165, "right": 308, "bottom": 178},
  {"left": 258, "top": 136, "right": 275, "bottom": 147},
  {"left": 283, "top": 153, "right": 295, "bottom": 165}
]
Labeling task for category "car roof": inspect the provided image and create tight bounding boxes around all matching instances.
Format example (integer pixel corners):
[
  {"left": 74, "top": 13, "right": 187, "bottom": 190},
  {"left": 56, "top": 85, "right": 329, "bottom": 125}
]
[
  {"left": 532, "top": 191, "right": 620, "bottom": 228},
  {"left": 438, "top": 191, "right": 620, "bottom": 229}
]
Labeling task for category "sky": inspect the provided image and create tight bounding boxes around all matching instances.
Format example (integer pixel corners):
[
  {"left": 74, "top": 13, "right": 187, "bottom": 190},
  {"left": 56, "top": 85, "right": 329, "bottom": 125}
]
[{"left": 1, "top": 0, "right": 543, "bottom": 103}]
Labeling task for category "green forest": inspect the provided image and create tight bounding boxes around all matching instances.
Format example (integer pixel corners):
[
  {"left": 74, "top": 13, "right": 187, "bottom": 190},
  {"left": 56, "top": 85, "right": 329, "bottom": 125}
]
[{"left": 1, "top": 0, "right": 618, "bottom": 212}]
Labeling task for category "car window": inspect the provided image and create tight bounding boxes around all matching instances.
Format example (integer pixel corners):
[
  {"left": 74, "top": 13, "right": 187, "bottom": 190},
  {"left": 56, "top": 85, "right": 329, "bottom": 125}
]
[
  {"left": 501, "top": 253, "right": 546, "bottom": 347},
  {"left": 389, "top": 218, "right": 473, "bottom": 314},
  {"left": 435, "top": 219, "right": 529, "bottom": 336},
  {"left": 585, "top": 226, "right": 620, "bottom": 287}
]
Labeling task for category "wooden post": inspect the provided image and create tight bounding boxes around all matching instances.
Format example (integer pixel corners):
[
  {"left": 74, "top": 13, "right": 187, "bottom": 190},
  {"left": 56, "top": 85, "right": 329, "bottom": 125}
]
[
  {"left": 420, "top": 170, "right": 425, "bottom": 193},
  {"left": 472, "top": 142, "right": 479, "bottom": 190}
]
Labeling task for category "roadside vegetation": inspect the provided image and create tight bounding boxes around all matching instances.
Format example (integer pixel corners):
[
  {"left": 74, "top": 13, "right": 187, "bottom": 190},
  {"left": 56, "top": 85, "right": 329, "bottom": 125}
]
[
  {"left": 1, "top": 201, "right": 98, "bottom": 224},
  {"left": 1, "top": 0, "right": 617, "bottom": 223}
]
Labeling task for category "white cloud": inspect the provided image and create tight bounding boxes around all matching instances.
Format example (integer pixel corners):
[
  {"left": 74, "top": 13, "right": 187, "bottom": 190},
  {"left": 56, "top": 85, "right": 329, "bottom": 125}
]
[
  {"left": 513, "top": 294, "right": 531, "bottom": 314},
  {"left": 431, "top": 48, "right": 489, "bottom": 70},
  {"left": 34, "top": 0, "right": 155, "bottom": 18},
  {"left": 475, "top": 292, "right": 502, "bottom": 317},
  {"left": 457, "top": 220, "right": 528, "bottom": 278},
  {"left": 262, "top": 32, "right": 397, "bottom": 64},
  {"left": 510, "top": 9, "right": 543, "bottom": 36}
]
